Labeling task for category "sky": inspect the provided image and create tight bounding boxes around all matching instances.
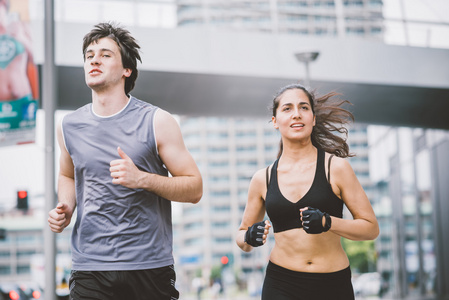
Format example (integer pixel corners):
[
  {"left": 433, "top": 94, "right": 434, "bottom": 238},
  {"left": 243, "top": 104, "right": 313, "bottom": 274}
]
[{"left": 382, "top": 0, "right": 449, "bottom": 48}]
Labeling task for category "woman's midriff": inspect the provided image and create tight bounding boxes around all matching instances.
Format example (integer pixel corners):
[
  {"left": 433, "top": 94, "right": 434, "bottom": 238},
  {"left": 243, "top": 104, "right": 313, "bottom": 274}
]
[{"left": 269, "top": 228, "right": 350, "bottom": 273}]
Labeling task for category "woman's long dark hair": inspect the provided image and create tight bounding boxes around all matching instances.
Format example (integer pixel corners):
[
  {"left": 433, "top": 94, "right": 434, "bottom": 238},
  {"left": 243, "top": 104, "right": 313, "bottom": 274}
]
[{"left": 271, "top": 83, "right": 354, "bottom": 158}]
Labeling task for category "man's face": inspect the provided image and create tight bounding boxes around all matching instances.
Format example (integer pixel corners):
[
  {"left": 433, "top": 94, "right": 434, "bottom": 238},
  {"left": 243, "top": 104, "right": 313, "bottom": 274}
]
[{"left": 83, "top": 37, "right": 131, "bottom": 93}]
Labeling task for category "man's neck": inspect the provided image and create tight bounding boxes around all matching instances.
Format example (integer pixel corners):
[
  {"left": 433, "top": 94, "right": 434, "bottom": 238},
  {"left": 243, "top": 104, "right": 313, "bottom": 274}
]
[{"left": 91, "top": 89, "right": 130, "bottom": 117}]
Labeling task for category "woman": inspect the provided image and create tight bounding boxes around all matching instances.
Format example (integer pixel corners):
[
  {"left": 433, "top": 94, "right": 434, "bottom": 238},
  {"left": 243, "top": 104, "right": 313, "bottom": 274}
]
[{"left": 236, "top": 83, "right": 379, "bottom": 300}]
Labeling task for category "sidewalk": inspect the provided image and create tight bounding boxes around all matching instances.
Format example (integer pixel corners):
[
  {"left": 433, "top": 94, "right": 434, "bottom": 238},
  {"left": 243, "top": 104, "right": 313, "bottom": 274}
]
[
  {"left": 182, "top": 296, "right": 255, "bottom": 300},
  {"left": 180, "top": 291, "right": 257, "bottom": 300}
]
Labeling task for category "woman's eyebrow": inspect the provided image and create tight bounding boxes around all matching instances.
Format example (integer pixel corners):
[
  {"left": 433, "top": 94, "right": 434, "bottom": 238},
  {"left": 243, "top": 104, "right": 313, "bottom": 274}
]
[{"left": 281, "top": 102, "right": 309, "bottom": 106}]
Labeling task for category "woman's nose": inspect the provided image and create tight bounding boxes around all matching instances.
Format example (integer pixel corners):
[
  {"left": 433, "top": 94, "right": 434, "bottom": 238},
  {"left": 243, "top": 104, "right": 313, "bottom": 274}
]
[{"left": 292, "top": 108, "right": 301, "bottom": 118}]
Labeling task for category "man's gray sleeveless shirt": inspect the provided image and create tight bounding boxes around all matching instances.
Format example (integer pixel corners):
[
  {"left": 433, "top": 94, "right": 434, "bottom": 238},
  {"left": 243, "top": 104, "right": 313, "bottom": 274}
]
[{"left": 62, "top": 96, "right": 173, "bottom": 271}]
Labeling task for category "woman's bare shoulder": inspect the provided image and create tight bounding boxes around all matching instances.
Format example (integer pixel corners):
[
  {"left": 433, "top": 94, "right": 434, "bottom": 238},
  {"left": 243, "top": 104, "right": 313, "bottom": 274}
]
[
  {"left": 327, "top": 153, "right": 352, "bottom": 172},
  {"left": 251, "top": 166, "right": 270, "bottom": 185}
]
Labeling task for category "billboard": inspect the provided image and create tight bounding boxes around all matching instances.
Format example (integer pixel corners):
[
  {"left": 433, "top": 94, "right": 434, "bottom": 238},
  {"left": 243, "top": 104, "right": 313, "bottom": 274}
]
[{"left": 0, "top": 0, "right": 39, "bottom": 147}]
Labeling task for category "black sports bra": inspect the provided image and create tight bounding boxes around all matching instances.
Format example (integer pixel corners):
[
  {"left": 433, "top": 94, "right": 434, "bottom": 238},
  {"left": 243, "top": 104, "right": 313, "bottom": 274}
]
[{"left": 265, "top": 148, "right": 343, "bottom": 233}]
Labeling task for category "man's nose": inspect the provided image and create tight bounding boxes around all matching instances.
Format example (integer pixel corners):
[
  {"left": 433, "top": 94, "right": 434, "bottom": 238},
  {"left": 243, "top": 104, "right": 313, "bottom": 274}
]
[{"left": 90, "top": 55, "right": 100, "bottom": 65}]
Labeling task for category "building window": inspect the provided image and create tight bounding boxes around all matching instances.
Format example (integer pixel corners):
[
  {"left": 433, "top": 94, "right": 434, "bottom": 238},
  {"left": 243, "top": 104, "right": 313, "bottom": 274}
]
[
  {"left": 185, "top": 237, "right": 203, "bottom": 247},
  {"left": 0, "top": 266, "right": 11, "bottom": 275},
  {"left": 212, "top": 222, "right": 229, "bottom": 229},
  {"left": 17, "top": 265, "right": 30, "bottom": 274},
  {"left": 211, "top": 206, "right": 231, "bottom": 213},
  {"left": 214, "top": 237, "right": 232, "bottom": 244}
]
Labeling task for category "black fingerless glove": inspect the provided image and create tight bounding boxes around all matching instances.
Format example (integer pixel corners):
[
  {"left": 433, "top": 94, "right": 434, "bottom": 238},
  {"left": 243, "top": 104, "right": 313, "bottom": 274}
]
[
  {"left": 244, "top": 221, "right": 266, "bottom": 247},
  {"left": 301, "top": 207, "right": 332, "bottom": 234}
]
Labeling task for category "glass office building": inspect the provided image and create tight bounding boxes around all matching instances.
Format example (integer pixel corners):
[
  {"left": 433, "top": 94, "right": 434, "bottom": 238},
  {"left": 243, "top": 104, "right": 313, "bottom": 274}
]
[
  {"left": 369, "top": 126, "right": 449, "bottom": 299},
  {"left": 0, "top": 212, "right": 72, "bottom": 285},
  {"left": 176, "top": 0, "right": 384, "bottom": 39},
  {"left": 173, "top": 117, "right": 279, "bottom": 293}
]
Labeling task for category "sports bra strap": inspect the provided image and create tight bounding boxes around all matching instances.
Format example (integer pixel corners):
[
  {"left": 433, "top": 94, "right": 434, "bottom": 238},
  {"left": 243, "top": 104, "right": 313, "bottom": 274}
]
[
  {"left": 266, "top": 165, "right": 270, "bottom": 189},
  {"left": 266, "top": 154, "right": 331, "bottom": 187},
  {"left": 328, "top": 154, "right": 335, "bottom": 183}
]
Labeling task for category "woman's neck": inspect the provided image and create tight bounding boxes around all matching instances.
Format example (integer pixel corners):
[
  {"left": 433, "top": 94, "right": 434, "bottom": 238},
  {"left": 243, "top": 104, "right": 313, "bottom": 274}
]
[{"left": 280, "top": 139, "right": 316, "bottom": 163}]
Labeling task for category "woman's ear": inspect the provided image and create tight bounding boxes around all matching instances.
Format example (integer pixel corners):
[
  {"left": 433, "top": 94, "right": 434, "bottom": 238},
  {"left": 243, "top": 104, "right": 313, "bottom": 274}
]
[{"left": 272, "top": 116, "right": 279, "bottom": 129}]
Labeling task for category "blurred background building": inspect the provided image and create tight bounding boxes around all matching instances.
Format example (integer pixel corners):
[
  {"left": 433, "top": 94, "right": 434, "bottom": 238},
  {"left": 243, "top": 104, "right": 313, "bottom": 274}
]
[
  {"left": 173, "top": 117, "right": 279, "bottom": 294},
  {"left": 369, "top": 127, "right": 449, "bottom": 299},
  {"left": 176, "top": 0, "right": 384, "bottom": 39},
  {"left": 0, "top": 0, "right": 449, "bottom": 299}
]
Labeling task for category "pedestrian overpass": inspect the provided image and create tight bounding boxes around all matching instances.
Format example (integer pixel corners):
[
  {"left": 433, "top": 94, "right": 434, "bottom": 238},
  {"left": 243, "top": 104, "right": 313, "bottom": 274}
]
[{"left": 32, "top": 22, "right": 449, "bottom": 129}]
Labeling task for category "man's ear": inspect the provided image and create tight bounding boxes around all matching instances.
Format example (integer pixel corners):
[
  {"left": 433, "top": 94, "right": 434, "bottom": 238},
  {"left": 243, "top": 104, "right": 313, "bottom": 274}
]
[{"left": 123, "top": 68, "right": 132, "bottom": 78}]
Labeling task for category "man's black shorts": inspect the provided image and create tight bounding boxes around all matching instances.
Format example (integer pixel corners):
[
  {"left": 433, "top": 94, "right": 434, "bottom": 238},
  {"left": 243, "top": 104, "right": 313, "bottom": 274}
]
[{"left": 69, "top": 265, "right": 179, "bottom": 300}]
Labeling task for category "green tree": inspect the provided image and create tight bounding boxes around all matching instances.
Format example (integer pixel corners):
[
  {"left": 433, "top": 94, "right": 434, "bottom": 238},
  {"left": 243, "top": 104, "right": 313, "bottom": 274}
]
[
  {"left": 210, "top": 265, "right": 222, "bottom": 281},
  {"left": 342, "top": 238, "right": 377, "bottom": 273}
]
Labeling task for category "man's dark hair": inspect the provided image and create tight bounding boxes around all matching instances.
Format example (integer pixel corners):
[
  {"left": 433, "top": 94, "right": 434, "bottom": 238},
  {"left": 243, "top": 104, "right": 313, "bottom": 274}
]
[{"left": 82, "top": 22, "right": 141, "bottom": 95}]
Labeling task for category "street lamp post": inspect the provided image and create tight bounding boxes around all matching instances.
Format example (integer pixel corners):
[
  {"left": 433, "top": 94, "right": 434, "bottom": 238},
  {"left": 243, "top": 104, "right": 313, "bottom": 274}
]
[
  {"left": 43, "top": 0, "right": 57, "bottom": 299},
  {"left": 294, "top": 51, "right": 320, "bottom": 88}
]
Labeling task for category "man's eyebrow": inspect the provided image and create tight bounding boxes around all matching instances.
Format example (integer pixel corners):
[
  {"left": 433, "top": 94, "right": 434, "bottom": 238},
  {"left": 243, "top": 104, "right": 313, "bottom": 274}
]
[{"left": 85, "top": 48, "right": 115, "bottom": 54}]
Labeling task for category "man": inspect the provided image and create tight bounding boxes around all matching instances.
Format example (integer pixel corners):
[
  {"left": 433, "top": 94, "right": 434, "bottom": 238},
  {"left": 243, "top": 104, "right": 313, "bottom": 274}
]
[{"left": 48, "top": 22, "right": 202, "bottom": 300}]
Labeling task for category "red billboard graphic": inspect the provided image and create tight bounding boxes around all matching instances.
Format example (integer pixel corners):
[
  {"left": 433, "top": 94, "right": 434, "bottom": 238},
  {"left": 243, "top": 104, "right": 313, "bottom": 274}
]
[{"left": 0, "top": 0, "right": 39, "bottom": 147}]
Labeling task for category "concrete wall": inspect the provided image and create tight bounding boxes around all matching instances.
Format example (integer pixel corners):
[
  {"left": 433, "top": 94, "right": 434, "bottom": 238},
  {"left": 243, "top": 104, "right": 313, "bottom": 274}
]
[
  {"left": 31, "top": 21, "right": 449, "bottom": 89},
  {"left": 29, "top": 21, "right": 449, "bottom": 129}
]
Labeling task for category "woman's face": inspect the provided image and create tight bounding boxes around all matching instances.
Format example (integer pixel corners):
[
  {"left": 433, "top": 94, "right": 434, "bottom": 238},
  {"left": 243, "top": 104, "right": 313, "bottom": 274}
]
[{"left": 272, "top": 88, "right": 315, "bottom": 141}]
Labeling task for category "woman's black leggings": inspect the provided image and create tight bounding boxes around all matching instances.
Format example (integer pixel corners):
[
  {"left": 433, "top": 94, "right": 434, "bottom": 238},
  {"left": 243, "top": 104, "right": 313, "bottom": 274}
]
[{"left": 262, "top": 261, "right": 355, "bottom": 300}]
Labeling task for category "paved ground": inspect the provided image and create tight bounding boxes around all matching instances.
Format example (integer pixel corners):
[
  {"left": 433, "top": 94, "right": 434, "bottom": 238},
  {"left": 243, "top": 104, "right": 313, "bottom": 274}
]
[{"left": 180, "top": 292, "right": 383, "bottom": 300}]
